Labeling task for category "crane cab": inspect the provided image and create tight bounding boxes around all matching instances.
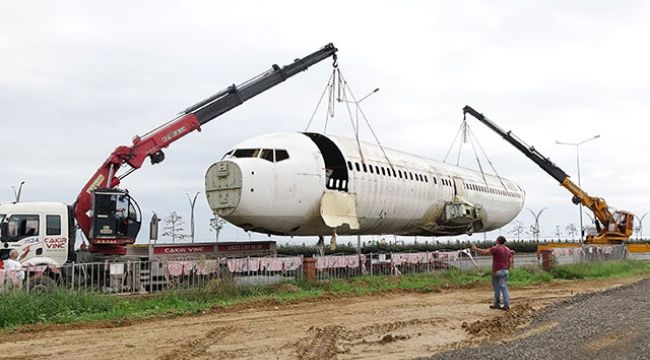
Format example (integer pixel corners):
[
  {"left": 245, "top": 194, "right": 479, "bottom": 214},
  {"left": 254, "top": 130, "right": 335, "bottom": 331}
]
[{"left": 90, "top": 189, "right": 142, "bottom": 244}]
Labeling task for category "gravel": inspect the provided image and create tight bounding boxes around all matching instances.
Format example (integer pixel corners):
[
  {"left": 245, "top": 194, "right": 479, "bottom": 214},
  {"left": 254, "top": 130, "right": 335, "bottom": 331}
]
[{"left": 419, "top": 278, "right": 650, "bottom": 360}]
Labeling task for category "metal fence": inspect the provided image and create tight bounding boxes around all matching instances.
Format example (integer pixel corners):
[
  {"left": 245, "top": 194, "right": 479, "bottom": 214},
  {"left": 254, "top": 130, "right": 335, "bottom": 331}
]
[
  {"left": 549, "top": 244, "right": 629, "bottom": 265},
  {"left": 0, "top": 245, "right": 644, "bottom": 295},
  {"left": 0, "top": 256, "right": 304, "bottom": 295},
  {"left": 314, "top": 250, "right": 481, "bottom": 281}
]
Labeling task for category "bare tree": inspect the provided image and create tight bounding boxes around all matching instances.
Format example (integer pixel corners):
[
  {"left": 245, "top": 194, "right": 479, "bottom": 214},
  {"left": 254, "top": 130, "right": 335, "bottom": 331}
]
[
  {"left": 555, "top": 225, "right": 562, "bottom": 241},
  {"left": 163, "top": 212, "right": 189, "bottom": 243},
  {"left": 528, "top": 225, "right": 539, "bottom": 242},
  {"left": 209, "top": 215, "right": 226, "bottom": 241},
  {"left": 508, "top": 220, "right": 527, "bottom": 241},
  {"left": 565, "top": 223, "right": 578, "bottom": 241}
]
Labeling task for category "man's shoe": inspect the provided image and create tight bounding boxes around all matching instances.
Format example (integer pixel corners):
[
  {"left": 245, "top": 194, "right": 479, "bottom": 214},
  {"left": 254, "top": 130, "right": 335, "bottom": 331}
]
[
  {"left": 502, "top": 305, "right": 511, "bottom": 310},
  {"left": 489, "top": 304, "right": 501, "bottom": 309}
]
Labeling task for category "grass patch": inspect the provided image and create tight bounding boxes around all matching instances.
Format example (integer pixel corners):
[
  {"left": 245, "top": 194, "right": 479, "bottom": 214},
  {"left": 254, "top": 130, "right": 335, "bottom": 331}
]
[
  {"left": 1, "top": 260, "right": 648, "bottom": 330},
  {"left": 550, "top": 260, "right": 650, "bottom": 280}
]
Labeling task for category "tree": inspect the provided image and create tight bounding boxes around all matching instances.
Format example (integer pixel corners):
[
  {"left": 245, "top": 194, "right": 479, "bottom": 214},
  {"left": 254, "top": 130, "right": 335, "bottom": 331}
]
[
  {"left": 565, "top": 223, "right": 578, "bottom": 241},
  {"left": 528, "top": 225, "right": 539, "bottom": 242},
  {"left": 555, "top": 225, "right": 562, "bottom": 240},
  {"left": 209, "top": 215, "right": 226, "bottom": 241},
  {"left": 163, "top": 212, "right": 189, "bottom": 243},
  {"left": 508, "top": 220, "right": 527, "bottom": 241}
]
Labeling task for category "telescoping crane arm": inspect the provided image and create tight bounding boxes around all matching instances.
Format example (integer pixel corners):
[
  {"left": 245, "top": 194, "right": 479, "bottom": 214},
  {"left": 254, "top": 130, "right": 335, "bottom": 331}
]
[
  {"left": 462, "top": 105, "right": 634, "bottom": 244},
  {"left": 75, "top": 44, "right": 338, "bottom": 254}
]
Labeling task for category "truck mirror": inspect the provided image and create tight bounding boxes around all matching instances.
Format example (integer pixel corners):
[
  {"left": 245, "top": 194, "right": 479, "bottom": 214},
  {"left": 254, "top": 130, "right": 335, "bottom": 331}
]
[
  {"left": 149, "top": 213, "right": 160, "bottom": 241},
  {"left": 0, "top": 222, "right": 8, "bottom": 242}
]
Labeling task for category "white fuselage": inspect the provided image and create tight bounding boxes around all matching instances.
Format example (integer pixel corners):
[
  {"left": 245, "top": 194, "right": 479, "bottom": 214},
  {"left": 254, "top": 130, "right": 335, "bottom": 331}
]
[{"left": 205, "top": 132, "right": 524, "bottom": 237}]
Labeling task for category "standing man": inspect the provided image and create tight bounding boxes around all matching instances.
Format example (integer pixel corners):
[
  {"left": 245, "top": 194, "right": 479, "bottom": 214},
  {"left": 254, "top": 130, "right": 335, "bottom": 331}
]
[
  {"left": 4, "top": 249, "right": 25, "bottom": 289},
  {"left": 472, "top": 236, "right": 513, "bottom": 310}
]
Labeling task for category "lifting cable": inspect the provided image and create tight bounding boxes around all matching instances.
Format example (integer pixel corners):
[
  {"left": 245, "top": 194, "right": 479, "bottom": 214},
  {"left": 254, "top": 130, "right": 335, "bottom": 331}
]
[
  {"left": 336, "top": 69, "right": 395, "bottom": 171},
  {"left": 443, "top": 113, "right": 507, "bottom": 190},
  {"left": 304, "top": 69, "right": 336, "bottom": 132},
  {"left": 305, "top": 63, "right": 394, "bottom": 170}
]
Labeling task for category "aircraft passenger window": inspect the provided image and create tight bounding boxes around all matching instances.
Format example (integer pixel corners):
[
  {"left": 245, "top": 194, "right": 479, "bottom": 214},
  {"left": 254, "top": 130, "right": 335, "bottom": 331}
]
[
  {"left": 355, "top": 162, "right": 361, "bottom": 171},
  {"left": 433, "top": 177, "right": 437, "bottom": 184},
  {"left": 260, "top": 149, "right": 274, "bottom": 162},
  {"left": 347, "top": 161, "right": 353, "bottom": 171},
  {"left": 409, "top": 173, "right": 413, "bottom": 180},
  {"left": 275, "top": 149, "right": 290, "bottom": 162},
  {"left": 381, "top": 167, "right": 386, "bottom": 176},
  {"left": 369, "top": 165, "right": 374, "bottom": 174},
  {"left": 375, "top": 165, "right": 380, "bottom": 174},
  {"left": 392, "top": 169, "right": 396, "bottom": 177},
  {"left": 424, "top": 176, "right": 428, "bottom": 183},
  {"left": 362, "top": 163, "right": 367, "bottom": 172},
  {"left": 398, "top": 170, "right": 402, "bottom": 178}
]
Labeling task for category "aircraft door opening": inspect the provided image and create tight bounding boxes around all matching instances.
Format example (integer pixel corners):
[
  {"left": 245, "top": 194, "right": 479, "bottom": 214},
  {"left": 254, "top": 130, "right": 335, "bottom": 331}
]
[{"left": 303, "top": 133, "right": 349, "bottom": 192}]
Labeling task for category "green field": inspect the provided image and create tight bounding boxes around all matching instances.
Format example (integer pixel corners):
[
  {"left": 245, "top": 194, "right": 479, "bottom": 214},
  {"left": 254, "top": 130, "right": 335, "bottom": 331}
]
[{"left": 1, "top": 260, "right": 649, "bottom": 331}]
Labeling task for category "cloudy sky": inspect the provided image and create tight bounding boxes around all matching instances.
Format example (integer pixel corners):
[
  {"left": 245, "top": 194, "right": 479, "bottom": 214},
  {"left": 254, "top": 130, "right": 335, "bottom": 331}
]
[{"left": 2, "top": 1, "right": 649, "bottom": 245}]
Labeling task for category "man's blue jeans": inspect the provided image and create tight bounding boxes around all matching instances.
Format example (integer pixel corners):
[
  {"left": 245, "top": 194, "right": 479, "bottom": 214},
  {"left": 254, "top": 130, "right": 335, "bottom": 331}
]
[{"left": 492, "top": 269, "right": 510, "bottom": 307}]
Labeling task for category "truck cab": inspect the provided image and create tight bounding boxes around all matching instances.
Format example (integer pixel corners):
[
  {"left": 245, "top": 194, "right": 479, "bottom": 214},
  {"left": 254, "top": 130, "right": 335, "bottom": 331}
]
[{"left": 0, "top": 202, "right": 75, "bottom": 267}]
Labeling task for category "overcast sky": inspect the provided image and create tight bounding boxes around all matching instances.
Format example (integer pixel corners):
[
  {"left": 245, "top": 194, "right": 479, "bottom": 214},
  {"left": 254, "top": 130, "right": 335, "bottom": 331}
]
[{"left": 2, "top": 1, "right": 650, "bottom": 245}]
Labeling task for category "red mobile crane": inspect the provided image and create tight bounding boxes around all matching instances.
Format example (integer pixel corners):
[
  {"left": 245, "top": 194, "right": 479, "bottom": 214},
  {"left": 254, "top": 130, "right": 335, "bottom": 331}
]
[
  {"left": 463, "top": 105, "right": 635, "bottom": 245},
  {"left": 74, "top": 44, "right": 338, "bottom": 255}
]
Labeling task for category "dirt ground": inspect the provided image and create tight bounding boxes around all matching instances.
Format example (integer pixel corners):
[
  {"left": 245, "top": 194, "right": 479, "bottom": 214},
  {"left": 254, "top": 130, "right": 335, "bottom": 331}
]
[{"left": 0, "top": 276, "right": 645, "bottom": 360}]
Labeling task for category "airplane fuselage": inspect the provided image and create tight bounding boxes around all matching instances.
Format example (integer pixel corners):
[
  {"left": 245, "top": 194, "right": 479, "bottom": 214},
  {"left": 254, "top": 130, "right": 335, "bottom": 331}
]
[{"left": 205, "top": 132, "right": 525, "bottom": 237}]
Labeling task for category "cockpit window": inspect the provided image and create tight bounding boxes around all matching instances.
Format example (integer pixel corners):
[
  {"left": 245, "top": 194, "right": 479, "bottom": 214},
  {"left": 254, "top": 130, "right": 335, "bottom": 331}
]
[
  {"left": 223, "top": 148, "right": 289, "bottom": 163},
  {"left": 275, "top": 149, "right": 289, "bottom": 162},
  {"left": 232, "top": 149, "right": 260, "bottom": 158},
  {"left": 260, "top": 149, "right": 274, "bottom": 162}
]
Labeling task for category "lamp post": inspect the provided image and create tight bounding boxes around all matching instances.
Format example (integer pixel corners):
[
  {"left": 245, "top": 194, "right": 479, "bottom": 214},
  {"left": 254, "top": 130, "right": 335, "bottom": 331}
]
[
  {"left": 556, "top": 134, "right": 600, "bottom": 241},
  {"left": 636, "top": 212, "right": 649, "bottom": 240},
  {"left": 526, "top": 207, "right": 547, "bottom": 241},
  {"left": 11, "top": 181, "right": 25, "bottom": 203},
  {"left": 186, "top": 192, "right": 200, "bottom": 243}
]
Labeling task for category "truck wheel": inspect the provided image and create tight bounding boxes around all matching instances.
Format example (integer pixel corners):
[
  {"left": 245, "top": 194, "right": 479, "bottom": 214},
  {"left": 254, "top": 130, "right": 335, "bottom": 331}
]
[{"left": 28, "top": 275, "right": 56, "bottom": 293}]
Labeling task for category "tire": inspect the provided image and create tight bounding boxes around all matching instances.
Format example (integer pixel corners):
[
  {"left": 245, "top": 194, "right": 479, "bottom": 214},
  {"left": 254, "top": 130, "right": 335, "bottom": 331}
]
[{"left": 28, "top": 274, "right": 57, "bottom": 293}]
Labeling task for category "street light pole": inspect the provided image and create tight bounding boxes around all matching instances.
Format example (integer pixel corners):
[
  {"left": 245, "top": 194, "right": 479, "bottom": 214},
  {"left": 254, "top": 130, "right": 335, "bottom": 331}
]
[
  {"left": 11, "top": 181, "right": 25, "bottom": 203},
  {"left": 526, "top": 207, "right": 547, "bottom": 241},
  {"left": 556, "top": 134, "right": 600, "bottom": 242},
  {"left": 186, "top": 192, "right": 200, "bottom": 243}
]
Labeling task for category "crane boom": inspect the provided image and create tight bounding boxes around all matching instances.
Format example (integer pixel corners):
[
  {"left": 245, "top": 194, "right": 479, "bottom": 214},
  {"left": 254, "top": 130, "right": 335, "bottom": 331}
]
[
  {"left": 462, "top": 105, "right": 634, "bottom": 244},
  {"left": 75, "top": 44, "right": 338, "bottom": 254}
]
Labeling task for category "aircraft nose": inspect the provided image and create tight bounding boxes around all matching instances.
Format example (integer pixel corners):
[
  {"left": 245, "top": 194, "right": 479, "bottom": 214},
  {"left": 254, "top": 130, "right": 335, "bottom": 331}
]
[{"left": 205, "top": 160, "right": 242, "bottom": 216}]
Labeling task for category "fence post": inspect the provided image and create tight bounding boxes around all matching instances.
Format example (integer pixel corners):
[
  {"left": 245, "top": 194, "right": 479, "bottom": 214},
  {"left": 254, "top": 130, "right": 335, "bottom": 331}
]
[{"left": 303, "top": 257, "right": 317, "bottom": 282}]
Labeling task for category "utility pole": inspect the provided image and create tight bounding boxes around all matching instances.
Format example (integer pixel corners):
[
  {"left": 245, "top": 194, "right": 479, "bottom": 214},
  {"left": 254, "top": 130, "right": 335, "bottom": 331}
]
[
  {"left": 556, "top": 134, "right": 600, "bottom": 241},
  {"left": 186, "top": 191, "right": 200, "bottom": 243}
]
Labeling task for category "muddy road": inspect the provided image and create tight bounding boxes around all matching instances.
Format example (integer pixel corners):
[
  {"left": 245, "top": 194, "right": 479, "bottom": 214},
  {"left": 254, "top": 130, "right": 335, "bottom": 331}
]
[{"left": 0, "top": 277, "right": 645, "bottom": 360}]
